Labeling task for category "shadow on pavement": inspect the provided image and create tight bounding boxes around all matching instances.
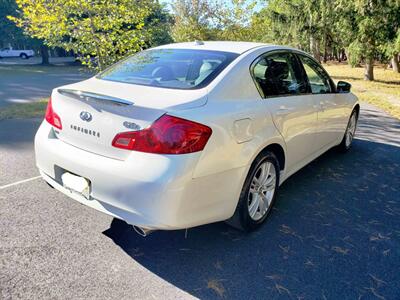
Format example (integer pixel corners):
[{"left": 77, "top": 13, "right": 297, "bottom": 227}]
[
  {"left": 0, "top": 119, "right": 42, "bottom": 147},
  {"left": 103, "top": 138, "right": 400, "bottom": 299}
]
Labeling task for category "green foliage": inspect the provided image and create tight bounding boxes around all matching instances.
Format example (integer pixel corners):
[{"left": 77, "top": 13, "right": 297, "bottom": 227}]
[
  {"left": 171, "top": 0, "right": 219, "bottom": 41},
  {"left": 253, "top": 0, "right": 400, "bottom": 78},
  {"left": 381, "top": 30, "right": 400, "bottom": 59},
  {"left": 9, "top": 0, "right": 167, "bottom": 71},
  {"left": 0, "top": 0, "right": 40, "bottom": 48},
  {"left": 335, "top": 0, "right": 400, "bottom": 78},
  {"left": 171, "top": 0, "right": 258, "bottom": 42},
  {"left": 253, "top": 0, "right": 346, "bottom": 60},
  {"left": 340, "top": 1, "right": 392, "bottom": 60},
  {"left": 253, "top": 0, "right": 308, "bottom": 47},
  {"left": 144, "top": 3, "right": 174, "bottom": 47},
  {"left": 347, "top": 41, "right": 364, "bottom": 67},
  {"left": 6, "top": 0, "right": 400, "bottom": 79},
  {"left": 0, "top": 0, "right": 22, "bottom": 45},
  {"left": 215, "top": 0, "right": 258, "bottom": 41}
]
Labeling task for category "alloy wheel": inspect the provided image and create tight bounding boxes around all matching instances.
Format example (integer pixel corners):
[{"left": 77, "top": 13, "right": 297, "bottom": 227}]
[
  {"left": 345, "top": 113, "right": 357, "bottom": 147},
  {"left": 248, "top": 161, "right": 276, "bottom": 221}
]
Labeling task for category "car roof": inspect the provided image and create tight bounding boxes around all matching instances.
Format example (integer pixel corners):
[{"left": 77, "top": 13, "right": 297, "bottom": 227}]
[{"left": 153, "top": 41, "right": 269, "bottom": 54}]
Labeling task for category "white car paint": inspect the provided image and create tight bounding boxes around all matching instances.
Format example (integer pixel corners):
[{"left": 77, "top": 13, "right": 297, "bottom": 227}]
[
  {"left": 0, "top": 47, "right": 34, "bottom": 58},
  {"left": 34, "top": 41, "right": 358, "bottom": 231}
]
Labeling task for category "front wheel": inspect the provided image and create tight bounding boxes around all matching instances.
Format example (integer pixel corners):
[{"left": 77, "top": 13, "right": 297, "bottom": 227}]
[
  {"left": 338, "top": 109, "right": 358, "bottom": 152},
  {"left": 20, "top": 53, "right": 28, "bottom": 59},
  {"left": 227, "top": 151, "right": 280, "bottom": 232}
]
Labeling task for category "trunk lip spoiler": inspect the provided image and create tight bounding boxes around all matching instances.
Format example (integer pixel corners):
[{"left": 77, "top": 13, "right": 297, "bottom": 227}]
[{"left": 57, "top": 88, "right": 133, "bottom": 106}]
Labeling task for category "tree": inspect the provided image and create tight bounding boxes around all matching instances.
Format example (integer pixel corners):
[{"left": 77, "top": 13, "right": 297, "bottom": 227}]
[
  {"left": 0, "top": 0, "right": 21, "bottom": 47},
  {"left": 10, "top": 0, "right": 157, "bottom": 71},
  {"left": 215, "top": 0, "right": 257, "bottom": 41},
  {"left": 254, "top": 0, "right": 400, "bottom": 80},
  {"left": 144, "top": 3, "right": 174, "bottom": 47},
  {"left": 252, "top": 0, "right": 336, "bottom": 61},
  {"left": 0, "top": 0, "right": 47, "bottom": 63},
  {"left": 388, "top": 31, "right": 400, "bottom": 72},
  {"left": 252, "top": 0, "right": 307, "bottom": 47},
  {"left": 380, "top": 4, "right": 400, "bottom": 73},
  {"left": 338, "top": 0, "right": 400, "bottom": 80},
  {"left": 171, "top": 0, "right": 260, "bottom": 42},
  {"left": 171, "top": 0, "right": 220, "bottom": 42}
]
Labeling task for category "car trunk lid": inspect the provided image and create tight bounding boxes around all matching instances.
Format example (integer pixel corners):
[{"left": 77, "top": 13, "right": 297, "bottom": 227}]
[{"left": 51, "top": 78, "right": 207, "bottom": 160}]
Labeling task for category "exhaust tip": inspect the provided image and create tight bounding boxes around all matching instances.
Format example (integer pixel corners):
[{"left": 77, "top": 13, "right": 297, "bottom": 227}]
[{"left": 133, "top": 226, "right": 154, "bottom": 237}]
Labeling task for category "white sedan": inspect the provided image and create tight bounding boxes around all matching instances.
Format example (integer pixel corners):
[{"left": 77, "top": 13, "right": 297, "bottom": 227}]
[{"left": 35, "top": 41, "right": 358, "bottom": 235}]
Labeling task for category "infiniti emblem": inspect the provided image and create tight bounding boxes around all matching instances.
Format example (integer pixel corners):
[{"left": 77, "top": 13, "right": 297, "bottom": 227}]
[{"left": 80, "top": 111, "right": 92, "bottom": 122}]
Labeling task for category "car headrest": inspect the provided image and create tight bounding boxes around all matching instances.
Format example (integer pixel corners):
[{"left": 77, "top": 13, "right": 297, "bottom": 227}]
[
  {"left": 199, "top": 62, "right": 213, "bottom": 74},
  {"left": 265, "top": 61, "right": 289, "bottom": 81}
]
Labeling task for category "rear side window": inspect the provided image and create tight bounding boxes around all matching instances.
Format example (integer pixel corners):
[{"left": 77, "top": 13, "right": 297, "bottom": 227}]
[
  {"left": 298, "top": 55, "right": 332, "bottom": 94},
  {"left": 251, "top": 52, "right": 306, "bottom": 97},
  {"left": 98, "top": 49, "right": 238, "bottom": 90}
]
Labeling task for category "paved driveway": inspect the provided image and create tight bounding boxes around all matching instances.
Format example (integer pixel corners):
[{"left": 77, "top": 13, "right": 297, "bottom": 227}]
[
  {"left": 0, "top": 103, "right": 399, "bottom": 299},
  {"left": 0, "top": 64, "right": 92, "bottom": 107}
]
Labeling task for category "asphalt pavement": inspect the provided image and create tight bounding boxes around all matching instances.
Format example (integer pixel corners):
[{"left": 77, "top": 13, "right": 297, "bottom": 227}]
[
  {"left": 0, "top": 62, "right": 92, "bottom": 107},
  {"left": 0, "top": 103, "right": 399, "bottom": 299}
]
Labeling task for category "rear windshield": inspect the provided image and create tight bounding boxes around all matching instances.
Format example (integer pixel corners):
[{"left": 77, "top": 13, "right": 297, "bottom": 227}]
[{"left": 98, "top": 49, "right": 239, "bottom": 89}]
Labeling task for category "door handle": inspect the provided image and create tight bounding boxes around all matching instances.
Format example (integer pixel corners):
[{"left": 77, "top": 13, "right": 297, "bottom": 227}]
[{"left": 276, "top": 107, "right": 294, "bottom": 116}]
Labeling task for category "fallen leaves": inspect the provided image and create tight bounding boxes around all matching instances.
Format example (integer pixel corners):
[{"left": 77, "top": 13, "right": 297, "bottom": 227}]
[{"left": 207, "top": 279, "right": 226, "bottom": 298}]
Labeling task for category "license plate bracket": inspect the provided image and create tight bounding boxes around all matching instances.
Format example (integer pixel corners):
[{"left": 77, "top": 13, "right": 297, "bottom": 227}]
[{"left": 61, "top": 172, "right": 91, "bottom": 199}]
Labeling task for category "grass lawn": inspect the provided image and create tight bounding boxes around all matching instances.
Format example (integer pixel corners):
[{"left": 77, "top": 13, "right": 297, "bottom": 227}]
[
  {"left": 0, "top": 99, "right": 48, "bottom": 120},
  {"left": 324, "top": 63, "right": 400, "bottom": 119}
]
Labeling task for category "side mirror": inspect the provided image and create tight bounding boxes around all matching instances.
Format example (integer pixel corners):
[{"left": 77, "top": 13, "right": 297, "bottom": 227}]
[{"left": 337, "top": 81, "right": 351, "bottom": 93}]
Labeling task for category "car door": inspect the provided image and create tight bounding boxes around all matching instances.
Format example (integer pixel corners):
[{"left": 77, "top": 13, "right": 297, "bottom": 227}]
[
  {"left": 296, "top": 54, "right": 348, "bottom": 149},
  {"left": 251, "top": 51, "right": 319, "bottom": 174},
  {"left": 10, "top": 49, "right": 18, "bottom": 57}
]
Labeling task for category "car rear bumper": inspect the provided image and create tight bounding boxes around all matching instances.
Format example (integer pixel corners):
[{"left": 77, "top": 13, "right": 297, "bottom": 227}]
[{"left": 35, "top": 121, "right": 246, "bottom": 230}]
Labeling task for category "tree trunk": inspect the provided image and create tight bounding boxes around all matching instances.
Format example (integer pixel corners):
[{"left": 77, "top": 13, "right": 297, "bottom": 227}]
[
  {"left": 364, "top": 57, "right": 374, "bottom": 81},
  {"left": 310, "top": 35, "right": 321, "bottom": 62},
  {"left": 323, "top": 31, "right": 328, "bottom": 63},
  {"left": 392, "top": 54, "right": 399, "bottom": 73},
  {"left": 342, "top": 49, "right": 348, "bottom": 61},
  {"left": 40, "top": 45, "right": 49, "bottom": 65}
]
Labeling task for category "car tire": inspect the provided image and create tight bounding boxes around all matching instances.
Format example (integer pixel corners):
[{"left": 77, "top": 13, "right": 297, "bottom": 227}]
[
  {"left": 226, "top": 151, "right": 280, "bottom": 232},
  {"left": 20, "top": 53, "right": 28, "bottom": 59},
  {"left": 338, "top": 109, "right": 358, "bottom": 152}
]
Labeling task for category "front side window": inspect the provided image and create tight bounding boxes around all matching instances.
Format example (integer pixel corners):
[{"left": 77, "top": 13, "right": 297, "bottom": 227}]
[
  {"left": 98, "top": 49, "right": 238, "bottom": 90},
  {"left": 252, "top": 52, "right": 306, "bottom": 97},
  {"left": 299, "top": 55, "right": 332, "bottom": 94}
]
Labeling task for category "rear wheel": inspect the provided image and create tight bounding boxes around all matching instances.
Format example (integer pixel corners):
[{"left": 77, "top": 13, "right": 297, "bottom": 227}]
[
  {"left": 227, "top": 151, "right": 280, "bottom": 231},
  {"left": 338, "top": 109, "right": 358, "bottom": 152},
  {"left": 20, "top": 53, "right": 28, "bottom": 59}
]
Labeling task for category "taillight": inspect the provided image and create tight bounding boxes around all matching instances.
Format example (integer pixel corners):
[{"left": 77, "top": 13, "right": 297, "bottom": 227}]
[
  {"left": 45, "top": 97, "right": 62, "bottom": 130},
  {"left": 112, "top": 115, "right": 212, "bottom": 154}
]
